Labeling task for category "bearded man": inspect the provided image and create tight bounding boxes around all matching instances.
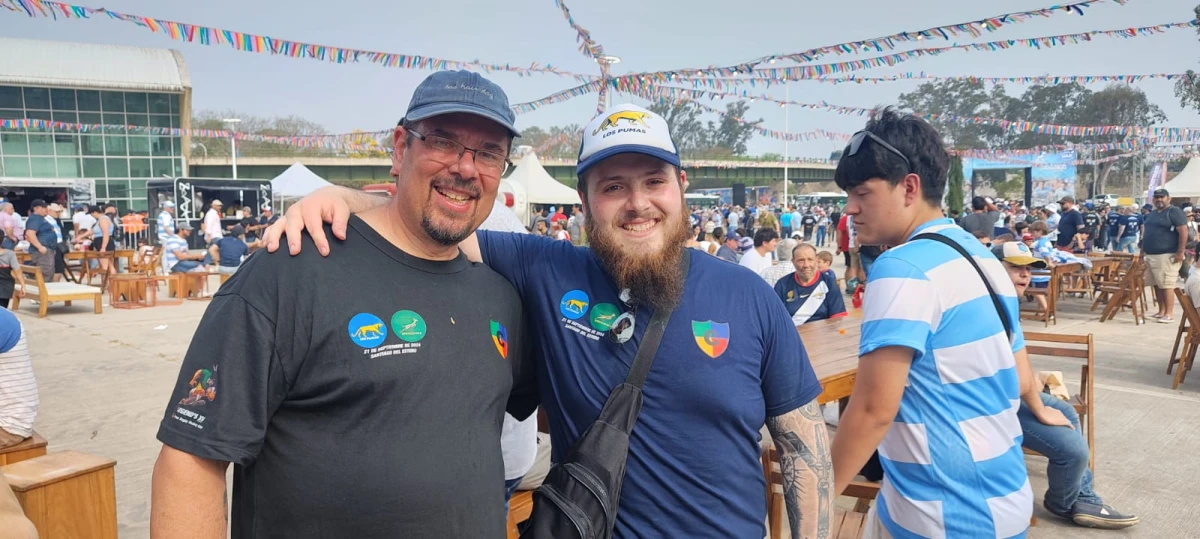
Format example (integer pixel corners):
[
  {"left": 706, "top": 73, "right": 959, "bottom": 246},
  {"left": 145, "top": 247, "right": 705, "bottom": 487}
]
[{"left": 262, "top": 104, "right": 834, "bottom": 538}]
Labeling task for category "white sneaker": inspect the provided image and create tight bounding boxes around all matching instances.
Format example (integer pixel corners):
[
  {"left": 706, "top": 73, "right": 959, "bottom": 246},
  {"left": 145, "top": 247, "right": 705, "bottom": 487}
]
[{"left": 1158, "top": 317, "right": 1175, "bottom": 324}]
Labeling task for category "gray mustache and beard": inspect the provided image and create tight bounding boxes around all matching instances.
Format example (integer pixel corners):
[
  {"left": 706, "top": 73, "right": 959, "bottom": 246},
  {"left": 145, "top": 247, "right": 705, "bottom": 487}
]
[
  {"left": 423, "top": 174, "right": 482, "bottom": 246},
  {"left": 585, "top": 206, "right": 692, "bottom": 312}
]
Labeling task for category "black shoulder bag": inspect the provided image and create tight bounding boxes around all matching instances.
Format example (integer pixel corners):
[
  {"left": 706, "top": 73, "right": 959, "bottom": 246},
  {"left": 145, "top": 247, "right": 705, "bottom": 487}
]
[
  {"left": 521, "top": 254, "right": 691, "bottom": 539},
  {"left": 912, "top": 233, "right": 1012, "bottom": 341}
]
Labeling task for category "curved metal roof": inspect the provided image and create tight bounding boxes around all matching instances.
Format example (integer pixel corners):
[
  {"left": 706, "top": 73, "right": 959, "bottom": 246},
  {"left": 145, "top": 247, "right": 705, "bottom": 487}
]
[{"left": 0, "top": 37, "right": 191, "bottom": 93}]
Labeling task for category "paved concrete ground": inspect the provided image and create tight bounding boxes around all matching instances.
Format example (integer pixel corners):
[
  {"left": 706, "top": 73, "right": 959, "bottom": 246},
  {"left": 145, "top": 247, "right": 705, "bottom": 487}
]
[{"left": 14, "top": 266, "right": 1200, "bottom": 538}]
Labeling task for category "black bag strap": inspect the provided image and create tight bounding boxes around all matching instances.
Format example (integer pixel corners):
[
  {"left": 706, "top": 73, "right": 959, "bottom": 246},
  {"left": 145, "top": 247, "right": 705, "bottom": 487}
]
[
  {"left": 912, "top": 233, "right": 1012, "bottom": 342},
  {"left": 623, "top": 252, "right": 691, "bottom": 389}
]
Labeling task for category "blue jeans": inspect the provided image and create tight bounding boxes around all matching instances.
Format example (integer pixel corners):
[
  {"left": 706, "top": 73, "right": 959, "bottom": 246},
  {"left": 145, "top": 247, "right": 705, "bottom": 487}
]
[
  {"left": 170, "top": 253, "right": 213, "bottom": 273},
  {"left": 816, "top": 226, "right": 827, "bottom": 246},
  {"left": 504, "top": 476, "right": 524, "bottom": 514},
  {"left": 1117, "top": 236, "right": 1137, "bottom": 253},
  {"left": 1018, "top": 392, "right": 1102, "bottom": 514}
]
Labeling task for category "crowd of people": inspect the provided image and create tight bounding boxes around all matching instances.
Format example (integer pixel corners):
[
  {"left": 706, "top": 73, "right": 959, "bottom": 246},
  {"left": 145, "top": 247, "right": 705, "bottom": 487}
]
[{"left": 130, "top": 69, "right": 1178, "bottom": 538}]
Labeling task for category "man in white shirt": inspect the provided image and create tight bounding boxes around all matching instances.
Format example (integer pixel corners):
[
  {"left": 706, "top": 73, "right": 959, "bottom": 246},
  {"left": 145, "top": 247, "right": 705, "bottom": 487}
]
[
  {"left": 738, "top": 227, "right": 778, "bottom": 275},
  {"left": 203, "top": 199, "right": 224, "bottom": 244},
  {"left": 71, "top": 204, "right": 96, "bottom": 241},
  {"left": 157, "top": 201, "right": 176, "bottom": 243}
]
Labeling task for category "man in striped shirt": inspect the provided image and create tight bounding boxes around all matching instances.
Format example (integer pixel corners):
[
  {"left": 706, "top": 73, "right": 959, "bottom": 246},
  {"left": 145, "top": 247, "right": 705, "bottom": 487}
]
[
  {"left": 0, "top": 308, "right": 37, "bottom": 450},
  {"left": 830, "top": 108, "right": 1040, "bottom": 538},
  {"left": 156, "top": 200, "right": 176, "bottom": 243}
]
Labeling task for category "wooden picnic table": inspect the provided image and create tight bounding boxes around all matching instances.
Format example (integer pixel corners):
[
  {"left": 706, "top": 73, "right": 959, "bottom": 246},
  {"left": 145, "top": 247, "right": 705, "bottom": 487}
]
[{"left": 798, "top": 309, "right": 863, "bottom": 404}]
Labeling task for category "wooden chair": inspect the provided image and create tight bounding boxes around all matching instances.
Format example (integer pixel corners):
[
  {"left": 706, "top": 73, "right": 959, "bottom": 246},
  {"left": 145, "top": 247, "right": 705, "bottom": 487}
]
[
  {"left": 129, "top": 246, "right": 163, "bottom": 276},
  {"left": 762, "top": 446, "right": 880, "bottom": 539},
  {"left": 1023, "top": 332, "right": 1096, "bottom": 471},
  {"left": 1093, "top": 260, "right": 1147, "bottom": 325},
  {"left": 0, "top": 432, "right": 46, "bottom": 466},
  {"left": 1168, "top": 289, "right": 1200, "bottom": 389},
  {"left": 1022, "top": 270, "right": 1057, "bottom": 327},
  {"left": 61, "top": 251, "right": 86, "bottom": 284},
  {"left": 1059, "top": 264, "right": 1095, "bottom": 300},
  {"left": 506, "top": 490, "right": 534, "bottom": 539},
  {"left": 1, "top": 451, "right": 117, "bottom": 539},
  {"left": 81, "top": 251, "right": 116, "bottom": 293},
  {"left": 11, "top": 265, "right": 102, "bottom": 319}
]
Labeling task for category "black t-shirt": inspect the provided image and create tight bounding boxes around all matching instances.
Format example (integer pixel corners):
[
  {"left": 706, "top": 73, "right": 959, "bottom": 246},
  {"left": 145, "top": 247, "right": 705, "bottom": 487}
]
[
  {"left": 1055, "top": 209, "right": 1085, "bottom": 247},
  {"left": 801, "top": 215, "right": 817, "bottom": 232},
  {"left": 1082, "top": 211, "right": 1100, "bottom": 238},
  {"left": 156, "top": 215, "right": 534, "bottom": 538},
  {"left": 1143, "top": 206, "right": 1187, "bottom": 255}
]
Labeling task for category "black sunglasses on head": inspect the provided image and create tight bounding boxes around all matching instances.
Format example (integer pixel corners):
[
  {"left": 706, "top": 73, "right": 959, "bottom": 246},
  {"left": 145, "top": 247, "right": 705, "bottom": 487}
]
[{"left": 845, "top": 130, "right": 912, "bottom": 173}]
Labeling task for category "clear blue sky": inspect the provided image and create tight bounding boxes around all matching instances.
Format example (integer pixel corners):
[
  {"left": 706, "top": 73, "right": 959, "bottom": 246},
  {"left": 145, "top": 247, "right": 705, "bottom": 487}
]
[{"left": 2, "top": 0, "right": 1197, "bottom": 157}]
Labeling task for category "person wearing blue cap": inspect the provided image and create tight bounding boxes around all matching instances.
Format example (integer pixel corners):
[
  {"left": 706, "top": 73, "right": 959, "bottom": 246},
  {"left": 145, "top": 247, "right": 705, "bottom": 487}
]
[
  {"left": 265, "top": 103, "right": 832, "bottom": 538},
  {"left": 152, "top": 70, "right": 534, "bottom": 538}
]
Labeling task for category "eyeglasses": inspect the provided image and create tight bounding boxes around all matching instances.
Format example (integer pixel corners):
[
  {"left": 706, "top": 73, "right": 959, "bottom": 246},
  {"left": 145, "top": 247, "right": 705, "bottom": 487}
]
[
  {"left": 846, "top": 130, "right": 912, "bottom": 172},
  {"left": 407, "top": 129, "right": 512, "bottom": 175},
  {"left": 609, "top": 288, "right": 637, "bottom": 344}
]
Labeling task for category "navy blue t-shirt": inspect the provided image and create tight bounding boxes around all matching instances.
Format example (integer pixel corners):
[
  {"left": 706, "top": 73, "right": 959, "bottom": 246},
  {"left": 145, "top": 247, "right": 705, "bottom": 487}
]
[
  {"left": 773, "top": 270, "right": 847, "bottom": 325},
  {"left": 1055, "top": 209, "right": 1085, "bottom": 247},
  {"left": 1121, "top": 214, "right": 1141, "bottom": 238},
  {"left": 215, "top": 236, "right": 249, "bottom": 267},
  {"left": 1105, "top": 212, "right": 1122, "bottom": 236},
  {"left": 23, "top": 214, "right": 58, "bottom": 247},
  {"left": 478, "top": 231, "right": 822, "bottom": 538}
]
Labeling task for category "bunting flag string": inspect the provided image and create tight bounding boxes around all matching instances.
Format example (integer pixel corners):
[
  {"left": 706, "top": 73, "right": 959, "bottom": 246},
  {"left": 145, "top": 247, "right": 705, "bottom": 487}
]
[
  {"left": 550, "top": 0, "right": 611, "bottom": 114},
  {"left": 664, "top": 71, "right": 1194, "bottom": 89},
  {"left": 509, "top": 80, "right": 603, "bottom": 114},
  {"left": 552, "top": 0, "right": 605, "bottom": 60},
  {"left": 0, "top": 0, "right": 594, "bottom": 80},
  {"left": 4, "top": 117, "right": 1183, "bottom": 166},
  {"left": 734, "top": 0, "right": 1130, "bottom": 68},
  {"left": 626, "top": 19, "right": 1196, "bottom": 83},
  {"left": 634, "top": 83, "right": 1200, "bottom": 140}
]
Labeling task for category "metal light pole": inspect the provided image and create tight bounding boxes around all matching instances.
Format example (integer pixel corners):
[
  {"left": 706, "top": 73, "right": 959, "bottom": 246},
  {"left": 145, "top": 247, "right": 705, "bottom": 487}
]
[
  {"left": 595, "top": 55, "right": 622, "bottom": 110},
  {"left": 222, "top": 118, "right": 241, "bottom": 178},
  {"left": 783, "top": 84, "right": 790, "bottom": 207}
]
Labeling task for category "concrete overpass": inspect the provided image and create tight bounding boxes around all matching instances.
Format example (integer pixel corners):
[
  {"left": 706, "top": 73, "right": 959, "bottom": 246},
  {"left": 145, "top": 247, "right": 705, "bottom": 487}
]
[{"left": 188, "top": 156, "right": 837, "bottom": 190}]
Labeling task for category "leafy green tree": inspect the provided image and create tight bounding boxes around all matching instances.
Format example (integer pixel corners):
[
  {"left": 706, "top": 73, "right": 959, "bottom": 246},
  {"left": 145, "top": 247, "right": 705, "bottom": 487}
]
[{"left": 947, "top": 156, "right": 965, "bottom": 214}]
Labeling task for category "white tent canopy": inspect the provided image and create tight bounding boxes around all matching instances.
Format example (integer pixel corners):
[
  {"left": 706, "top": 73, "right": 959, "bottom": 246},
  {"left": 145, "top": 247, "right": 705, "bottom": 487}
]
[
  {"left": 1162, "top": 158, "right": 1200, "bottom": 198},
  {"left": 506, "top": 152, "right": 581, "bottom": 205},
  {"left": 270, "top": 162, "right": 333, "bottom": 199}
]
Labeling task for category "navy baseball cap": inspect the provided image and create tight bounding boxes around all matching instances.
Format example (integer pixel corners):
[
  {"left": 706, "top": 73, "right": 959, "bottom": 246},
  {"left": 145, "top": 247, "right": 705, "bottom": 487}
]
[{"left": 402, "top": 70, "right": 519, "bottom": 137}]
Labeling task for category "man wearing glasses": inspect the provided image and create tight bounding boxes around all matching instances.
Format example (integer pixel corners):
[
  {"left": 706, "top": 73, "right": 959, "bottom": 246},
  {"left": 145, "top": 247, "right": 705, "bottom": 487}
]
[
  {"left": 830, "top": 107, "right": 1037, "bottom": 538},
  {"left": 265, "top": 104, "right": 833, "bottom": 538},
  {"left": 151, "top": 71, "right": 534, "bottom": 538}
]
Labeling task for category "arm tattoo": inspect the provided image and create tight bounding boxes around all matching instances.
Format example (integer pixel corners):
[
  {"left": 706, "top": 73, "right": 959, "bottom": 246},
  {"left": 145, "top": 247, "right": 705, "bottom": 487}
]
[{"left": 767, "top": 399, "right": 834, "bottom": 539}]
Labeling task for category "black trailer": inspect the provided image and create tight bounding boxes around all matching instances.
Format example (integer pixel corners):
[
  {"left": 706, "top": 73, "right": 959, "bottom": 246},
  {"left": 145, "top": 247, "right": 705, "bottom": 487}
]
[{"left": 147, "top": 177, "right": 272, "bottom": 247}]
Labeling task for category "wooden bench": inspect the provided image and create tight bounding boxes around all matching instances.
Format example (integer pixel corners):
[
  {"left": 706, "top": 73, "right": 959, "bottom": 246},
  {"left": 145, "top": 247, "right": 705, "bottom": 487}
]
[
  {"left": 1023, "top": 332, "right": 1095, "bottom": 471},
  {"left": 1, "top": 450, "right": 117, "bottom": 539},
  {"left": 0, "top": 432, "right": 46, "bottom": 466},
  {"left": 11, "top": 265, "right": 103, "bottom": 318}
]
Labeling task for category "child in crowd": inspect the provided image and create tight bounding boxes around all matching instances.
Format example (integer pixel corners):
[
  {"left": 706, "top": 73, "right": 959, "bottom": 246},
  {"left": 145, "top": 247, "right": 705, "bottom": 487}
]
[{"left": 816, "top": 250, "right": 836, "bottom": 282}]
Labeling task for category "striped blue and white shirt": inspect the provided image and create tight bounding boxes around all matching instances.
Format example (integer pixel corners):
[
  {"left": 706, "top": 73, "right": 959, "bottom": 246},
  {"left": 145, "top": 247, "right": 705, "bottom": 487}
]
[
  {"left": 162, "top": 234, "right": 189, "bottom": 269},
  {"left": 860, "top": 218, "right": 1031, "bottom": 539},
  {"left": 156, "top": 211, "right": 174, "bottom": 241}
]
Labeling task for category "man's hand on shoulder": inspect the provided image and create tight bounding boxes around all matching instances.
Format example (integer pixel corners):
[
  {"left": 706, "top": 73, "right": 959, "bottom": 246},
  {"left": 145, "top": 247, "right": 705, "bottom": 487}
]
[{"left": 263, "top": 186, "right": 383, "bottom": 256}]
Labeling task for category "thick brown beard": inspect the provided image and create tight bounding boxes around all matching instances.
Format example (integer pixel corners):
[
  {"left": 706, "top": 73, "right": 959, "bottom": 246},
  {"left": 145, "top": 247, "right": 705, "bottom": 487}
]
[{"left": 585, "top": 206, "right": 692, "bottom": 312}]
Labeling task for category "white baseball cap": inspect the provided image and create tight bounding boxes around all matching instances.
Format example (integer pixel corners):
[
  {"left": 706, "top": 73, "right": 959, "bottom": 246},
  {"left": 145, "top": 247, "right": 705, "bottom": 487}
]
[{"left": 577, "top": 104, "right": 680, "bottom": 178}]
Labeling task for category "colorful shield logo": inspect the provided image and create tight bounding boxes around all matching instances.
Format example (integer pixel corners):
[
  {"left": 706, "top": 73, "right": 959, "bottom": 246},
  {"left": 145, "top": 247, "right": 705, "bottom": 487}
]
[
  {"left": 490, "top": 320, "right": 508, "bottom": 359},
  {"left": 692, "top": 320, "right": 730, "bottom": 358}
]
